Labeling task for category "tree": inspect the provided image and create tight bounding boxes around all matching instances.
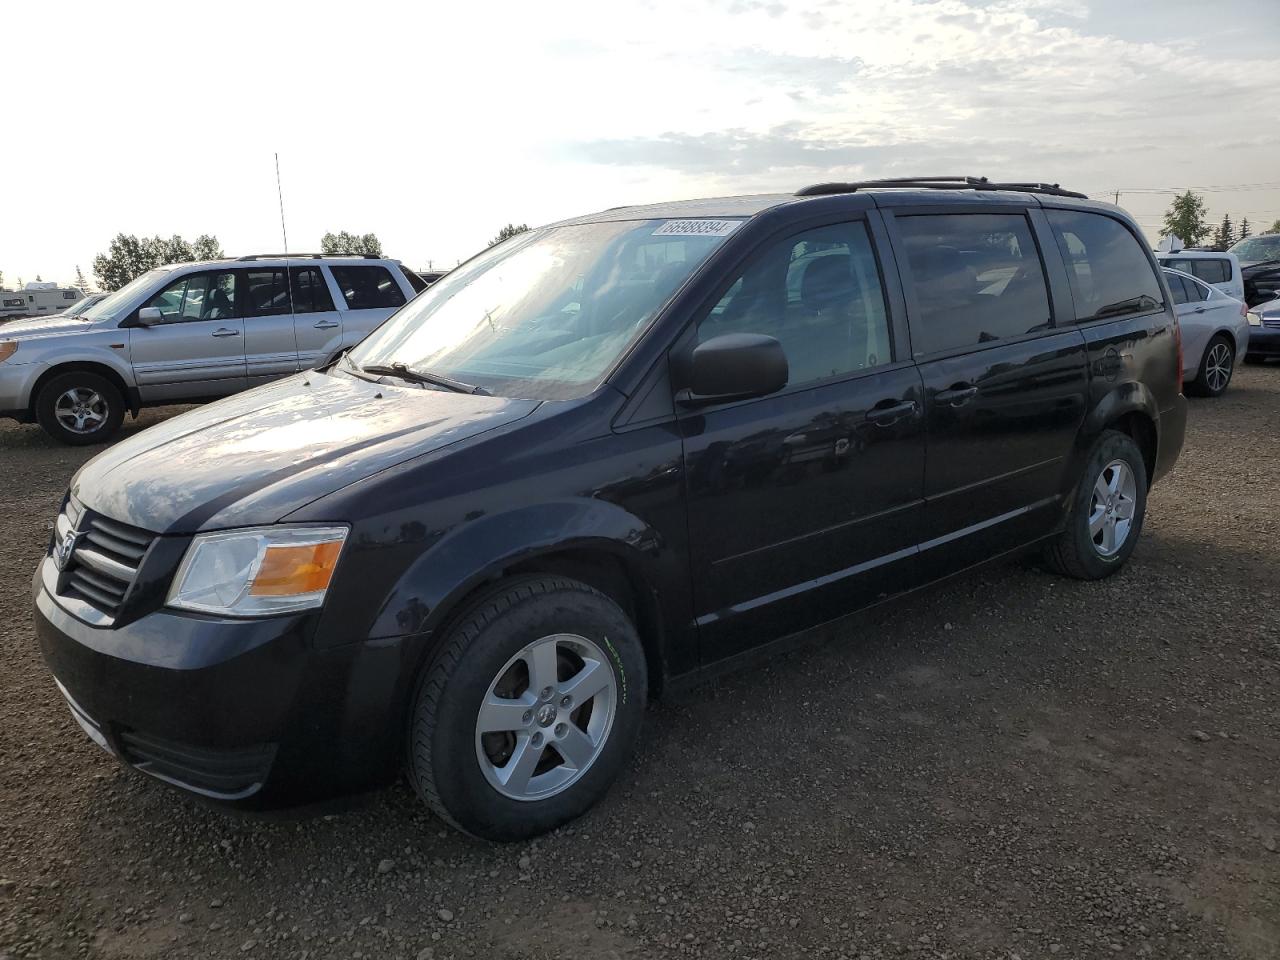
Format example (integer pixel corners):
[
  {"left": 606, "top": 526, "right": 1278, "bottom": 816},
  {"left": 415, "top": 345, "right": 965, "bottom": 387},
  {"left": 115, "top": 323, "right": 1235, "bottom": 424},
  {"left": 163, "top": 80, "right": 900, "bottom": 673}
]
[
  {"left": 35, "top": 274, "right": 42, "bottom": 282},
  {"left": 1238, "top": 218, "right": 1252, "bottom": 241},
  {"left": 0, "top": 270, "right": 5, "bottom": 290},
  {"left": 321, "top": 231, "right": 383, "bottom": 256},
  {"left": 1268, "top": 220, "right": 1280, "bottom": 234},
  {"left": 1210, "top": 213, "right": 1235, "bottom": 251},
  {"left": 192, "top": 234, "right": 224, "bottom": 260},
  {"left": 92, "top": 232, "right": 224, "bottom": 291},
  {"left": 488, "top": 223, "right": 531, "bottom": 247},
  {"left": 74, "top": 265, "right": 90, "bottom": 291},
  {"left": 1161, "top": 190, "right": 1209, "bottom": 248}
]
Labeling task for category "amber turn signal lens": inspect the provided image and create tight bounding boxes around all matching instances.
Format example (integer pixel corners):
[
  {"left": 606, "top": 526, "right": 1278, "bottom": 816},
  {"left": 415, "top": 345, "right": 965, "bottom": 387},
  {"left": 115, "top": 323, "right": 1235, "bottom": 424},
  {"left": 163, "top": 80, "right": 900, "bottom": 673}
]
[
  {"left": 0, "top": 341, "right": 18, "bottom": 364},
  {"left": 250, "top": 540, "right": 343, "bottom": 596}
]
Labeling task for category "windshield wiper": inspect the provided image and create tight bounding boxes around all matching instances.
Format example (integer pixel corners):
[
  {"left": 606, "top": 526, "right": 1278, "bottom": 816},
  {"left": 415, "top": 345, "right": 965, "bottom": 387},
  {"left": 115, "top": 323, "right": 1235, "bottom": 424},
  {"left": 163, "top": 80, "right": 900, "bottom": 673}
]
[{"left": 359, "top": 362, "right": 489, "bottom": 395}]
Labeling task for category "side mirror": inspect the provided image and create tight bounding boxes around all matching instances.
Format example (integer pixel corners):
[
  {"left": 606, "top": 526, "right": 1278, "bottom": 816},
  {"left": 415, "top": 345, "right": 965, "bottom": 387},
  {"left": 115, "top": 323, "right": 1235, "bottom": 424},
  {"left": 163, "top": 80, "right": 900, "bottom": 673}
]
[
  {"left": 123, "top": 307, "right": 163, "bottom": 328},
  {"left": 679, "top": 333, "right": 788, "bottom": 406}
]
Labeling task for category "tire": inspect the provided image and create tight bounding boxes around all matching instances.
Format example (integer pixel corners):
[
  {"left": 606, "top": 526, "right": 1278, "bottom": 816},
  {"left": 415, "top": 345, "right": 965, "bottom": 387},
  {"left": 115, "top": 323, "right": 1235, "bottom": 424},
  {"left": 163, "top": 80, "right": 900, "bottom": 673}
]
[
  {"left": 1043, "top": 430, "right": 1148, "bottom": 580},
  {"left": 407, "top": 575, "right": 647, "bottom": 841},
  {"left": 1187, "top": 335, "right": 1234, "bottom": 397},
  {"left": 34, "top": 371, "right": 125, "bottom": 445}
]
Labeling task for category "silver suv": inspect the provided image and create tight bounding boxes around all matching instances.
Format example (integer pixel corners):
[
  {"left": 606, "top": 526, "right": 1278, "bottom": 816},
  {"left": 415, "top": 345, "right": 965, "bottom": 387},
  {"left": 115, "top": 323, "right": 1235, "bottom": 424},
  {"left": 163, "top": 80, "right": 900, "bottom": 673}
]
[{"left": 0, "top": 255, "right": 424, "bottom": 444}]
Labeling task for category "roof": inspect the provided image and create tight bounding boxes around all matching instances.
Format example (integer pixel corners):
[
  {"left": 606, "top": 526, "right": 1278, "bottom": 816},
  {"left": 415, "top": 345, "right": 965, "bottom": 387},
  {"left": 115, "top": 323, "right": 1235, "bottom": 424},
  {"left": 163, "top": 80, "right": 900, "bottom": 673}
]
[{"left": 551, "top": 194, "right": 794, "bottom": 227}]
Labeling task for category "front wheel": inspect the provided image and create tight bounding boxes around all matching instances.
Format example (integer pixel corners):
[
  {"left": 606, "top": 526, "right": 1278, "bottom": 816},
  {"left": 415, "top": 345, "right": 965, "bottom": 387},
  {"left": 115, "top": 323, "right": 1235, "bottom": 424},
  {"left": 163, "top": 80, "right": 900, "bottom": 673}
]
[
  {"left": 407, "top": 575, "right": 647, "bottom": 841},
  {"left": 34, "top": 371, "right": 125, "bottom": 445},
  {"left": 1188, "top": 335, "right": 1234, "bottom": 397},
  {"left": 1043, "top": 430, "right": 1148, "bottom": 580}
]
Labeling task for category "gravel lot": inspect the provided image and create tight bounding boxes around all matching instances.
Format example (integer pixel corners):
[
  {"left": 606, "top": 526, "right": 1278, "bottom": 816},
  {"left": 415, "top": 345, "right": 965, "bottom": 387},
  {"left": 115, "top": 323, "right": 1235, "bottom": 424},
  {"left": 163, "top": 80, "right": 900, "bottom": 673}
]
[{"left": 1, "top": 370, "right": 1277, "bottom": 960}]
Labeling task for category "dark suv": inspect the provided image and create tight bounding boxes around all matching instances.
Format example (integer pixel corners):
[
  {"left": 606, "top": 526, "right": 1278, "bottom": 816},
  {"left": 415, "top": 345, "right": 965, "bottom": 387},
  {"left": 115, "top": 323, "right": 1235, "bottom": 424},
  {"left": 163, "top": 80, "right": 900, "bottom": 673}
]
[{"left": 35, "top": 177, "right": 1186, "bottom": 841}]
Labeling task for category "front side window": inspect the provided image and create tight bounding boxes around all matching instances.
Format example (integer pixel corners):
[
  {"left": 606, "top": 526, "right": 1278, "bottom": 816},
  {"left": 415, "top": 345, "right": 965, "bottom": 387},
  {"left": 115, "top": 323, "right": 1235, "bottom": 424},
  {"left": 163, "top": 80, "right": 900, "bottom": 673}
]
[
  {"left": 1047, "top": 210, "right": 1163, "bottom": 322},
  {"left": 146, "top": 271, "right": 237, "bottom": 322},
  {"left": 330, "top": 265, "right": 407, "bottom": 311},
  {"left": 697, "top": 221, "right": 891, "bottom": 386},
  {"left": 350, "top": 219, "right": 741, "bottom": 400},
  {"left": 897, "top": 213, "right": 1051, "bottom": 354}
]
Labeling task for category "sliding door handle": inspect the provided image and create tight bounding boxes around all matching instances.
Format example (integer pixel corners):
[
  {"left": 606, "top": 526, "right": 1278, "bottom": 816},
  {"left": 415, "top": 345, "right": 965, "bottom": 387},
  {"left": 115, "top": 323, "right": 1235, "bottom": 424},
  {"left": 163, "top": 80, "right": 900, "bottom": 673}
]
[
  {"left": 211, "top": 328, "right": 240, "bottom": 338},
  {"left": 934, "top": 383, "right": 978, "bottom": 405}
]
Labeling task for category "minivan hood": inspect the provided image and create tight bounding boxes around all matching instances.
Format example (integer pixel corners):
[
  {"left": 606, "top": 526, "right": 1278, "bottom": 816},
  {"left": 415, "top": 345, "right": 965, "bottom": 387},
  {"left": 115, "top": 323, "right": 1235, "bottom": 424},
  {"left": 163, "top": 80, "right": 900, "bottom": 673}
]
[
  {"left": 71, "top": 371, "right": 539, "bottom": 533},
  {"left": 0, "top": 315, "right": 93, "bottom": 339}
]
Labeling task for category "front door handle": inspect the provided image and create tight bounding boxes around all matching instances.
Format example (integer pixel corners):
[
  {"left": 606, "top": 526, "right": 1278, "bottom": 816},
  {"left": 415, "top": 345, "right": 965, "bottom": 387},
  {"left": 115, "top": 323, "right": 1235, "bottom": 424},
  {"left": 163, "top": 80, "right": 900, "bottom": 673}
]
[
  {"left": 935, "top": 383, "right": 978, "bottom": 406},
  {"left": 1193, "top": 307, "right": 1206, "bottom": 314},
  {"left": 211, "top": 328, "right": 240, "bottom": 338},
  {"left": 313, "top": 320, "right": 340, "bottom": 329},
  {"left": 865, "top": 399, "right": 917, "bottom": 425}
]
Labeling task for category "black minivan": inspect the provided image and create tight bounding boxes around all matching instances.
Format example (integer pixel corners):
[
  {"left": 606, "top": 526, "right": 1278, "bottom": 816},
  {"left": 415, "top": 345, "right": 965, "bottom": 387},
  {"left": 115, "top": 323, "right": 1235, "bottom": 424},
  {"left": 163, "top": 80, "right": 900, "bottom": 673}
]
[{"left": 35, "top": 177, "right": 1186, "bottom": 840}]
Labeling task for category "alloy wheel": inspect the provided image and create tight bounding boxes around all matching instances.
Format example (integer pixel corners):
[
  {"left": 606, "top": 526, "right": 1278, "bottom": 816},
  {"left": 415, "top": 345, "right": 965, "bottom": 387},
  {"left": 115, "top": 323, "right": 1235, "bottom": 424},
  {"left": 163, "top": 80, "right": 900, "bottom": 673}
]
[
  {"left": 1205, "top": 342, "right": 1232, "bottom": 394},
  {"left": 1088, "top": 459, "right": 1137, "bottom": 557},
  {"left": 53, "top": 387, "right": 108, "bottom": 435},
  {"left": 474, "top": 633, "right": 617, "bottom": 801}
]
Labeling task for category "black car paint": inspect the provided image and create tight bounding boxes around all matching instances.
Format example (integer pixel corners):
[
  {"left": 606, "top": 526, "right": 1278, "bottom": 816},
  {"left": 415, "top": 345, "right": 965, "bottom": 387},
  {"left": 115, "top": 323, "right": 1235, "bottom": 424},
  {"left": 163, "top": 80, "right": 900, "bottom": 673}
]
[
  {"left": 35, "top": 188, "right": 1187, "bottom": 810},
  {"left": 1242, "top": 259, "right": 1280, "bottom": 307}
]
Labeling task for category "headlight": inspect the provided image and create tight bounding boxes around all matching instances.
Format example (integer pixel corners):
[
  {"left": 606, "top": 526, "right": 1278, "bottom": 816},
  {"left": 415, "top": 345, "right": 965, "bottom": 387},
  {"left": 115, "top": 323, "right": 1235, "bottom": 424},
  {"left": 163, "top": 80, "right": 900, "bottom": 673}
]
[
  {"left": 0, "top": 341, "right": 17, "bottom": 364},
  {"left": 1247, "top": 311, "right": 1262, "bottom": 327},
  {"left": 167, "top": 526, "right": 348, "bottom": 617}
]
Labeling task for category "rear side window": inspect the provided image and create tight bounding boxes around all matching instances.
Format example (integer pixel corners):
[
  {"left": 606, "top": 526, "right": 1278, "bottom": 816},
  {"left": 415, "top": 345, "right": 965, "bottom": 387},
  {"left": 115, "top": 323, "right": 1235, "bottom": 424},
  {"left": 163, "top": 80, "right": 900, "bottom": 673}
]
[
  {"left": 242, "top": 269, "right": 291, "bottom": 317},
  {"left": 896, "top": 213, "right": 1051, "bottom": 354},
  {"left": 1166, "top": 273, "right": 1193, "bottom": 305},
  {"left": 697, "top": 220, "right": 892, "bottom": 386},
  {"left": 330, "top": 265, "right": 406, "bottom": 310},
  {"left": 1046, "top": 210, "right": 1163, "bottom": 322},
  {"left": 289, "top": 267, "right": 335, "bottom": 314},
  {"left": 1188, "top": 259, "right": 1231, "bottom": 284}
]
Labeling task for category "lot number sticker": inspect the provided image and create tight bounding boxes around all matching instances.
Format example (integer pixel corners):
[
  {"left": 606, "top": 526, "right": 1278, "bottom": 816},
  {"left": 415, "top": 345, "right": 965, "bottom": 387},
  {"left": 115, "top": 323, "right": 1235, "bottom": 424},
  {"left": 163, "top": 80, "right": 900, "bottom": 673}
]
[{"left": 652, "top": 219, "right": 742, "bottom": 237}]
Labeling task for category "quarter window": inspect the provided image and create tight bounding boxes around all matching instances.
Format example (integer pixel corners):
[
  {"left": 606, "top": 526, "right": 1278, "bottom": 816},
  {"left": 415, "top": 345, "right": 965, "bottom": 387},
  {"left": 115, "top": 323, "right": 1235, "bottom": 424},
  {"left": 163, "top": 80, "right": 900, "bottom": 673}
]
[
  {"left": 329, "top": 265, "right": 406, "bottom": 310},
  {"left": 896, "top": 213, "right": 1051, "bottom": 354},
  {"left": 289, "top": 267, "right": 335, "bottom": 314},
  {"left": 1188, "top": 259, "right": 1231, "bottom": 285},
  {"left": 697, "top": 221, "right": 892, "bottom": 386},
  {"left": 1046, "top": 210, "right": 1163, "bottom": 322}
]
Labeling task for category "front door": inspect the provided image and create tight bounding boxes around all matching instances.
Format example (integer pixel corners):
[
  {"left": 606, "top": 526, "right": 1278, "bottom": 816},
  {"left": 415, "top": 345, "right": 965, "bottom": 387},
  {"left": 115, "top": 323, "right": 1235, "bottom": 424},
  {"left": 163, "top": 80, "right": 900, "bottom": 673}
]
[
  {"left": 291, "top": 265, "right": 344, "bottom": 369},
  {"left": 887, "top": 209, "right": 1089, "bottom": 577},
  {"left": 128, "top": 269, "right": 247, "bottom": 402},
  {"left": 679, "top": 218, "right": 926, "bottom": 663}
]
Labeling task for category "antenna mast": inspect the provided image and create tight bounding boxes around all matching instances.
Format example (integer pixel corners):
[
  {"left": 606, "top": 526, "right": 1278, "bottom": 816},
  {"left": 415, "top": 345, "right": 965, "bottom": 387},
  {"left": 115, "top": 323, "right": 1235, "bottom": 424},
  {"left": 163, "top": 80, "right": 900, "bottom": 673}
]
[{"left": 275, "top": 152, "right": 289, "bottom": 255}]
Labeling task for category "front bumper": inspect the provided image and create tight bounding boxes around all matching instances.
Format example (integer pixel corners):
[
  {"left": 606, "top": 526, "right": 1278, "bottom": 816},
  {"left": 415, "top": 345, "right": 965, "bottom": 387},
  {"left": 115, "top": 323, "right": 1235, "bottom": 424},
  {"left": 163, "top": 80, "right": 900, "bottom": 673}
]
[
  {"left": 1245, "top": 326, "right": 1280, "bottom": 359},
  {"left": 34, "top": 561, "right": 410, "bottom": 809}
]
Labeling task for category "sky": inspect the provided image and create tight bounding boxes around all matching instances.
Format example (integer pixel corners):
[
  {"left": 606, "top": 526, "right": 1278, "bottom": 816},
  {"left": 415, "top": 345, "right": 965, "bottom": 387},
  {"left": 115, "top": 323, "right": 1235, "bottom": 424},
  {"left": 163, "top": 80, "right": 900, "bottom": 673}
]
[{"left": 2, "top": 0, "right": 1278, "bottom": 288}]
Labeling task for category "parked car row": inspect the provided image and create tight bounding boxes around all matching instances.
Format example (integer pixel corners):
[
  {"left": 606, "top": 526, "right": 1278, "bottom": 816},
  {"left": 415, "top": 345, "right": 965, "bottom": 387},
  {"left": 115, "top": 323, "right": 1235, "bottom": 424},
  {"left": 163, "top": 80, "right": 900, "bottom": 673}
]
[{"left": 31, "top": 176, "right": 1190, "bottom": 840}]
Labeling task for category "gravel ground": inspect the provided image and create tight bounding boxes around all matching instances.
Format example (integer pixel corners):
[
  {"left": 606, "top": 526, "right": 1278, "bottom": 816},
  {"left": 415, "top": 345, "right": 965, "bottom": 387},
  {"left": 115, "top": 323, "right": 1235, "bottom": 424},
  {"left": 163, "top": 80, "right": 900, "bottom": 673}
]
[{"left": 1, "top": 370, "right": 1277, "bottom": 960}]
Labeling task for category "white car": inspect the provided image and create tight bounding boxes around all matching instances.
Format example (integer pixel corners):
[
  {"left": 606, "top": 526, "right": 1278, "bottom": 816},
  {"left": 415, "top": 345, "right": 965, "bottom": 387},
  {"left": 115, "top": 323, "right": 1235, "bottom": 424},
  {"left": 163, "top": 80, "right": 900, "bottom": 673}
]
[
  {"left": 1156, "top": 250, "right": 1245, "bottom": 302},
  {"left": 1163, "top": 267, "right": 1250, "bottom": 397}
]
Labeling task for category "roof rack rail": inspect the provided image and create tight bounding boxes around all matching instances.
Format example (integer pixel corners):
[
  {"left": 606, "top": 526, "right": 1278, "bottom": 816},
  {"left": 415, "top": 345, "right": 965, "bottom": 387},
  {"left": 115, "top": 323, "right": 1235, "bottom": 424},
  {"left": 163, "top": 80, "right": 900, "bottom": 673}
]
[
  {"left": 795, "top": 176, "right": 1088, "bottom": 200},
  {"left": 235, "top": 252, "right": 382, "bottom": 261}
]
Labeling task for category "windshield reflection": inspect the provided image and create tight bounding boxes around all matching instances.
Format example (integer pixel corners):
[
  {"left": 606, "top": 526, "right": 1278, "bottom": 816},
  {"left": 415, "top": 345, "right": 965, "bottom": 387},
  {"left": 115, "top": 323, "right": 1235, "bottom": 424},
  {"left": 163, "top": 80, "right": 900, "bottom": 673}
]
[{"left": 349, "top": 219, "right": 740, "bottom": 400}]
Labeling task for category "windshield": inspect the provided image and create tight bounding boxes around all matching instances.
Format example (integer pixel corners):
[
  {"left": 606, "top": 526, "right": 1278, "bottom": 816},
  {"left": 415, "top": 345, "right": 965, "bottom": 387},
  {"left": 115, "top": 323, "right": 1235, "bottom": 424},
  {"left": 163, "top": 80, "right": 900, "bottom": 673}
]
[
  {"left": 1229, "top": 235, "right": 1280, "bottom": 263},
  {"left": 348, "top": 218, "right": 742, "bottom": 400},
  {"left": 82, "top": 268, "right": 173, "bottom": 322}
]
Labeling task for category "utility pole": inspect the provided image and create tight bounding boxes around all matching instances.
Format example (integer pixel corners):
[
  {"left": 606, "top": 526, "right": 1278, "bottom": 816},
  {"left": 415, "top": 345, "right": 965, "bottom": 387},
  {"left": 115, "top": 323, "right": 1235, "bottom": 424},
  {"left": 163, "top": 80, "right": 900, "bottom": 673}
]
[{"left": 1113, "top": 190, "right": 1121, "bottom": 205}]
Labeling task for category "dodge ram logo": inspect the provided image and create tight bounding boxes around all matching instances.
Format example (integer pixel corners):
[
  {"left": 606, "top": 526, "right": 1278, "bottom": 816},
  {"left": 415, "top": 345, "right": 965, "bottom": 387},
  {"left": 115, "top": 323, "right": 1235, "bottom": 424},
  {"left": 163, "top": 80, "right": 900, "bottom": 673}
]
[{"left": 55, "top": 530, "right": 80, "bottom": 572}]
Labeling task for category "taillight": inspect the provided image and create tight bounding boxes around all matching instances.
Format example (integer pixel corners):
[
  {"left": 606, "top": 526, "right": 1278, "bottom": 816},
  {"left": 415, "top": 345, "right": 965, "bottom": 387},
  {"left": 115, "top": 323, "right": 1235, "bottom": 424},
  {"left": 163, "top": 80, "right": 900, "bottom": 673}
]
[{"left": 1173, "top": 318, "right": 1184, "bottom": 393}]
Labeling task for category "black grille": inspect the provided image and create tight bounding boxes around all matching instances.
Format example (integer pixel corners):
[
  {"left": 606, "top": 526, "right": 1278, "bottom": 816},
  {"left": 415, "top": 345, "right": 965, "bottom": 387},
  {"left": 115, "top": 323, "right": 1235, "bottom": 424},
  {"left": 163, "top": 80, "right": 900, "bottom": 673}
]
[{"left": 56, "top": 499, "right": 155, "bottom": 620}]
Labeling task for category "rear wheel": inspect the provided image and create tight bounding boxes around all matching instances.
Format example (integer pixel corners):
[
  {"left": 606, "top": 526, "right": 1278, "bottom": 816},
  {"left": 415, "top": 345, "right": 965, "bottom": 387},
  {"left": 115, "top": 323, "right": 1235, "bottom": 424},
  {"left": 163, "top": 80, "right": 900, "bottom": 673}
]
[
  {"left": 407, "top": 575, "right": 647, "bottom": 841},
  {"left": 1188, "top": 335, "right": 1234, "bottom": 397},
  {"left": 34, "top": 371, "right": 125, "bottom": 445},
  {"left": 1043, "top": 430, "right": 1148, "bottom": 580}
]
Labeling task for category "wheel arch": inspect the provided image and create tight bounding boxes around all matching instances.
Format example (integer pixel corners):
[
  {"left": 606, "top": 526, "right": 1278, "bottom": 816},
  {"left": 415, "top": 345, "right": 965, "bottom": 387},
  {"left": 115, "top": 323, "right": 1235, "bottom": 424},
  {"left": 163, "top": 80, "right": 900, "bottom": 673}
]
[
  {"left": 29, "top": 360, "right": 137, "bottom": 418},
  {"left": 1080, "top": 381, "right": 1160, "bottom": 489}
]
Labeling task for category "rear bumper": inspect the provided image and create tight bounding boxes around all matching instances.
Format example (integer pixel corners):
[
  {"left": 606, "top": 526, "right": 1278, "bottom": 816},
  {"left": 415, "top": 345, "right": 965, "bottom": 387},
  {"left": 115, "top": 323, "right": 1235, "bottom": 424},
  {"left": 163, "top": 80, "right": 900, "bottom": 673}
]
[
  {"left": 1153, "top": 394, "right": 1187, "bottom": 486},
  {"left": 34, "top": 562, "right": 411, "bottom": 809}
]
